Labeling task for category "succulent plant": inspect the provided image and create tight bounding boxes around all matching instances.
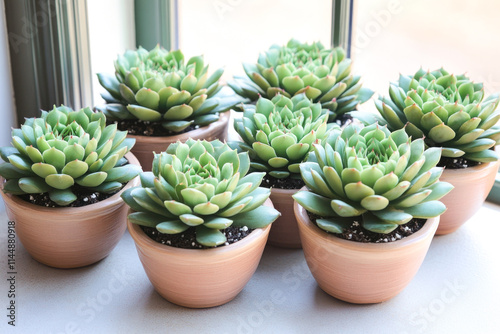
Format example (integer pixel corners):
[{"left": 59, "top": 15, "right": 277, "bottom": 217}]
[
  {"left": 0, "top": 106, "right": 141, "bottom": 206},
  {"left": 358, "top": 68, "right": 500, "bottom": 162},
  {"left": 97, "top": 46, "right": 236, "bottom": 133},
  {"left": 229, "top": 39, "right": 373, "bottom": 122},
  {"left": 232, "top": 93, "right": 333, "bottom": 179},
  {"left": 121, "top": 139, "right": 280, "bottom": 247},
  {"left": 293, "top": 123, "right": 454, "bottom": 234}
]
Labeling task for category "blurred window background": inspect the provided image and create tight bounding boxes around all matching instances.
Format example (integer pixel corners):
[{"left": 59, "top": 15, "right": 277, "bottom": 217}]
[{"left": 2, "top": 0, "right": 500, "bottom": 145}]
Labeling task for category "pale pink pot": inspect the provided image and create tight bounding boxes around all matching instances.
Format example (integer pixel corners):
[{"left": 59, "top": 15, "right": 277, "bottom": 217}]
[
  {"left": 0, "top": 152, "right": 141, "bottom": 269},
  {"left": 129, "top": 111, "right": 229, "bottom": 171},
  {"left": 294, "top": 198, "right": 439, "bottom": 304},
  {"left": 267, "top": 187, "right": 302, "bottom": 248},
  {"left": 436, "top": 156, "right": 500, "bottom": 235},
  {"left": 127, "top": 199, "right": 274, "bottom": 308}
]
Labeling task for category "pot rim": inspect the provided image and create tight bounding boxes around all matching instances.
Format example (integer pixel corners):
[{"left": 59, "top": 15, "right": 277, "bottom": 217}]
[
  {"left": 0, "top": 151, "right": 141, "bottom": 213},
  {"left": 126, "top": 111, "right": 230, "bottom": 142},
  {"left": 270, "top": 186, "right": 301, "bottom": 195},
  {"left": 127, "top": 214, "right": 271, "bottom": 256},
  {"left": 294, "top": 189, "right": 439, "bottom": 252},
  {"left": 441, "top": 146, "right": 500, "bottom": 175}
]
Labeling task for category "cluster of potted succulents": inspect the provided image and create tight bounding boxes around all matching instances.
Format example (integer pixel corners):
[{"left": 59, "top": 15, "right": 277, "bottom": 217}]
[
  {"left": 1, "top": 40, "right": 499, "bottom": 308},
  {"left": 97, "top": 46, "right": 240, "bottom": 170}
]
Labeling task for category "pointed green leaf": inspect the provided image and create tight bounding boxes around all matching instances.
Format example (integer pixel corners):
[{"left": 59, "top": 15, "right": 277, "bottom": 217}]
[
  {"left": 49, "top": 189, "right": 77, "bottom": 206},
  {"left": 45, "top": 174, "right": 74, "bottom": 190},
  {"left": 196, "top": 225, "right": 226, "bottom": 247},
  {"left": 230, "top": 205, "right": 280, "bottom": 228},
  {"left": 179, "top": 213, "right": 204, "bottom": 226}
]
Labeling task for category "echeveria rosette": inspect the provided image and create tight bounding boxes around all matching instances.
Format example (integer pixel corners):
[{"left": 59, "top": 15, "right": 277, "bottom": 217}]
[
  {"left": 233, "top": 94, "right": 333, "bottom": 179},
  {"left": 293, "top": 123, "right": 454, "bottom": 234},
  {"left": 368, "top": 68, "right": 500, "bottom": 163},
  {"left": 97, "top": 46, "right": 235, "bottom": 133},
  {"left": 121, "top": 139, "right": 280, "bottom": 247},
  {"left": 0, "top": 106, "right": 141, "bottom": 206},
  {"left": 229, "top": 39, "right": 374, "bottom": 122}
]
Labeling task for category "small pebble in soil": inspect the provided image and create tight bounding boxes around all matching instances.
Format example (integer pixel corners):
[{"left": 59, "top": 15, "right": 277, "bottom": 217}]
[
  {"left": 307, "top": 211, "right": 425, "bottom": 243},
  {"left": 113, "top": 119, "right": 197, "bottom": 137},
  {"left": 141, "top": 225, "right": 254, "bottom": 249},
  {"left": 261, "top": 174, "right": 305, "bottom": 190}
]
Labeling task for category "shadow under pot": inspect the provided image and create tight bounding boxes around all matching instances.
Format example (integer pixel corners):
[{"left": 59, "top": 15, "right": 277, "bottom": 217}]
[
  {"left": 436, "top": 151, "right": 500, "bottom": 235},
  {"left": 128, "top": 111, "right": 230, "bottom": 171},
  {"left": 0, "top": 152, "right": 141, "bottom": 269},
  {"left": 294, "top": 197, "right": 439, "bottom": 304},
  {"left": 127, "top": 199, "right": 274, "bottom": 308},
  {"left": 267, "top": 187, "right": 302, "bottom": 249}
]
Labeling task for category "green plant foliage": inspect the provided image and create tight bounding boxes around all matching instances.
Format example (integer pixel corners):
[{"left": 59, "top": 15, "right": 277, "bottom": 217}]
[
  {"left": 0, "top": 106, "right": 141, "bottom": 206},
  {"left": 97, "top": 46, "right": 241, "bottom": 133},
  {"left": 355, "top": 68, "right": 500, "bottom": 163},
  {"left": 229, "top": 39, "right": 374, "bottom": 122},
  {"left": 122, "top": 139, "right": 280, "bottom": 247},
  {"left": 293, "top": 123, "right": 454, "bottom": 234},
  {"left": 232, "top": 93, "right": 335, "bottom": 179}
]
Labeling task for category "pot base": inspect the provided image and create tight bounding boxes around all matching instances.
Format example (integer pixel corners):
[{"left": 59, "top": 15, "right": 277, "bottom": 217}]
[
  {"left": 0, "top": 152, "right": 141, "bottom": 269},
  {"left": 436, "top": 157, "right": 500, "bottom": 235},
  {"left": 294, "top": 198, "right": 439, "bottom": 304},
  {"left": 266, "top": 187, "right": 302, "bottom": 249},
  {"left": 128, "top": 199, "right": 274, "bottom": 308}
]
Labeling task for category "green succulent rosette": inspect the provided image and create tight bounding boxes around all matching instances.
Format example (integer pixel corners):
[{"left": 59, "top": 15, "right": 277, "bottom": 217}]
[
  {"left": 232, "top": 93, "right": 333, "bottom": 179},
  {"left": 229, "top": 39, "right": 374, "bottom": 122},
  {"left": 97, "top": 46, "right": 238, "bottom": 133},
  {"left": 293, "top": 123, "right": 454, "bottom": 234},
  {"left": 0, "top": 106, "right": 141, "bottom": 206},
  {"left": 356, "top": 68, "right": 500, "bottom": 163},
  {"left": 121, "top": 139, "right": 280, "bottom": 247}
]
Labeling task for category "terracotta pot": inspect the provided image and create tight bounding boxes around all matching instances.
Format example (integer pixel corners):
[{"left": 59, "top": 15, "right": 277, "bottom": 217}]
[
  {"left": 0, "top": 152, "right": 141, "bottom": 269},
  {"left": 127, "top": 199, "right": 274, "bottom": 308},
  {"left": 436, "top": 155, "right": 500, "bottom": 235},
  {"left": 294, "top": 197, "right": 439, "bottom": 304},
  {"left": 267, "top": 187, "right": 302, "bottom": 248},
  {"left": 129, "top": 111, "right": 230, "bottom": 171}
]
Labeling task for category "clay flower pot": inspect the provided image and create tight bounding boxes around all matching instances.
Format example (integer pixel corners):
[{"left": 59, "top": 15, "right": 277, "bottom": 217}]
[
  {"left": 436, "top": 154, "right": 500, "bottom": 235},
  {"left": 127, "top": 199, "right": 274, "bottom": 308},
  {"left": 267, "top": 188, "right": 302, "bottom": 248},
  {"left": 129, "top": 111, "right": 230, "bottom": 170},
  {"left": 0, "top": 152, "right": 141, "bottom": 269},
  {"left": 294, "top": 198, "right": 439, "bottom": 304}
]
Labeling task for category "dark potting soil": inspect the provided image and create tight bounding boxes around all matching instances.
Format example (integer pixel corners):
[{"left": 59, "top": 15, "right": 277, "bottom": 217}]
[
  {"left": 141, "top": 225, "right": 254, "bottom": 249},
  {"left": 307, "top": 211, "right": 425, "bottom": 243},
  {"left": 19, "top": 184, "right": 123, "bottom": 208},
  {"left": 333, "top": 113, "right": 353, "bottom": 127},
  {"left": 261, "top": 174, "right": 305, "bottom": 190},
  {"left": 114, "top": 119, "right": 196, "bottom": 136},
  {"left": 437, "top": 156, "right": 480, "bottom": 169}
]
